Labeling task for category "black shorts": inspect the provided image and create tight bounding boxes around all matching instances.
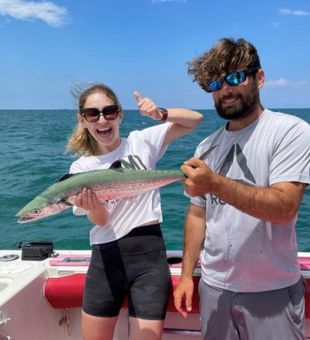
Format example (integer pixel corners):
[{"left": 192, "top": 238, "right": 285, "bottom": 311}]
[{"left": 82, "top": 224, "right": 172, "bottom": 320}]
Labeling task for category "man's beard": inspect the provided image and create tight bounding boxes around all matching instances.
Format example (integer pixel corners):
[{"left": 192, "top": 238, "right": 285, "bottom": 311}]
[{"left": 215, "top": 89, "right": 260, "bottom": 121}]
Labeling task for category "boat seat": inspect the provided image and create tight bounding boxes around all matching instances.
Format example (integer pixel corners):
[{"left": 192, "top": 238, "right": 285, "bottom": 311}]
[
  {"left": 44, "top": 274, "right": 86, "bottom": 309},
  {"left": 44, "top": 272, "right": 310, "bottom": 319},
  {"left": 44, "top": 273, "right": 200, "bottom": 313}
]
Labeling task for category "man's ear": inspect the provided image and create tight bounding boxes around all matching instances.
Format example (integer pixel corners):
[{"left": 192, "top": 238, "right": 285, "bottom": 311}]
[{"left": 257, "top": 69, "right": 265, "bottom": 90}]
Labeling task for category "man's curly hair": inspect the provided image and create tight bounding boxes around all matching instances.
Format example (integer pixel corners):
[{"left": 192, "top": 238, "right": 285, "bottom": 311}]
[{"left": 188, "top": 38, "right": 261, "bottom": 92}]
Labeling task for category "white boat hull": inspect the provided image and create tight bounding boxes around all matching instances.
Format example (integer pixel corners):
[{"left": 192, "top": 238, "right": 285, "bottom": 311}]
[{"left": 0, "top": 250, "right": 310, "bottom": 339}]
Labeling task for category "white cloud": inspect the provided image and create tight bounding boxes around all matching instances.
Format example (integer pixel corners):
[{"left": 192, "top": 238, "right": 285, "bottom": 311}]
[
  {"left": 152, "top": 0, "right": 186, "bottom": 3},
  {"left": 265, "top": 78, "right": 310, "bottom": 89},
  {"left": 0, "top": 0, "right": 68, "bottom": 27},
  {"left": 272, "top": 21, "right": 282, "bottom": 28},
  {"left": 279, "top": 8, "right": 310, "bottom": 16},
  {"left": 265, "top": 78, "right": 288, "bottom": 88}
]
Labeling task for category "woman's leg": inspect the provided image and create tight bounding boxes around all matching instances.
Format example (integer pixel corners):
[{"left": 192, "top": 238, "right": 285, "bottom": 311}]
[
  {"left": 82, "top": 311, "right": 118, "bottom": 340},
  {"left": 129, "top": 317, "right": 164, "bottom": 340},
  {"left": 82, "top": 244, "right": 126, "bottom": 340}
]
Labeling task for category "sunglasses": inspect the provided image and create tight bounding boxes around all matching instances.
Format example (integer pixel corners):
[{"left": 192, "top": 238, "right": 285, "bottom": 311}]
[
  {"left": 206, "top": 67, "right": 259, "bottom": 93},
  {"left": 81, "top": 105, "right": 120, "bottom": 122}
]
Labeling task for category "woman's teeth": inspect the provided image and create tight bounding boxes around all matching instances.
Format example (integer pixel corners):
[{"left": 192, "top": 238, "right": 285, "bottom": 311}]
[{"left": 97, "top": 127, "right": 111, "bottom": 135}]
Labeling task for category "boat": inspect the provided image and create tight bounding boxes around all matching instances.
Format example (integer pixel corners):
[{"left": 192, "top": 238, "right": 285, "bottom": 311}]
[{"left": 1, "top": 248, "right": 310, "bottom": 339}]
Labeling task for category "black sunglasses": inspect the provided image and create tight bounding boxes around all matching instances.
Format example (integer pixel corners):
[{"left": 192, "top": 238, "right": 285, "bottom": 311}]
[
  {"left": 81, "top": 105, "right": 120, "bottom": 122},
  {"left": 206, "top": 67, "right": 259, "bottom": 93}
]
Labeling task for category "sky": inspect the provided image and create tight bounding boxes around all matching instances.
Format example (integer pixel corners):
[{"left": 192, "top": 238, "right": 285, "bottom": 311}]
[{"left": 0, "top": 0, "right": 309, "bottom": 110}]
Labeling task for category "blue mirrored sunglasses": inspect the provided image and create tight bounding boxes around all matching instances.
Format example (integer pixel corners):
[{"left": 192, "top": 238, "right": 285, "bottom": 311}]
[{"left": 206, "top": 67, "right": 259, "bottom": 93}]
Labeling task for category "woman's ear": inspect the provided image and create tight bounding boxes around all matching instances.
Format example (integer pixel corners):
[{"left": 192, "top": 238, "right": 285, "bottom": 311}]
[
  {"left": 77, "top": 113, "right": 84, "bottom": 124},
  {"left": 118, "top": 111, "right": 124, "bottom": 123}
]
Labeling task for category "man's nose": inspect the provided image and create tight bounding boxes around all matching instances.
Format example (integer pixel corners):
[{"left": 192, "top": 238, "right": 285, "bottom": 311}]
[{"left": 221, "top": 80, "right": 234, "bottom": 93}]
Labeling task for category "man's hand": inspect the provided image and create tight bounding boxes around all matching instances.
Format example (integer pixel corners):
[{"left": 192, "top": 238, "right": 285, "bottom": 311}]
[
  {"left": 173, "top": 276, "right": 194, "bottom": 318},
  {"left": 181, "top": 158, "right": 215, "bottom": 196}
]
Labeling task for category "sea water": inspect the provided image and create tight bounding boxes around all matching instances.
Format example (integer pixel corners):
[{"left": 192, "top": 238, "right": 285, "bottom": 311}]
[{"left": 1, "top": 109, "right": 309, "bottom": 251}]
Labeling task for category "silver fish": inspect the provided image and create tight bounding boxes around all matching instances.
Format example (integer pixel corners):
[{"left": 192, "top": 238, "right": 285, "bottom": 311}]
[{"left": 16, "top": 168, "right": 185, "bottom": 223}]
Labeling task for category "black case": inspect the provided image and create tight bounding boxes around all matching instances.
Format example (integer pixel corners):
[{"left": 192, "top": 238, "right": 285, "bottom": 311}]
[{"left": 21, "top": 240, "right": 54, "bottom": 261}]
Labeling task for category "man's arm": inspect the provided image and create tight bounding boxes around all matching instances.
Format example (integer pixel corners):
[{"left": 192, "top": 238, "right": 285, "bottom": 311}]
[
  {"left": 174, "top": 203, "right": 206, "bottom": 317},
  {"left": 181, "top": 158, "right": 307, "bottom": 224}
]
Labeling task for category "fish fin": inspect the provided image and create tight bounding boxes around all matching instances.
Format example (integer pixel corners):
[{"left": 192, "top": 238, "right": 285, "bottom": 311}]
[
  {"left": 109, "top": 160, "right": 131, "bottom": 172},
  {"left": 59, "top": 198, "right": 74, "bottom": 207},
  {"left": 109, "top": 160, "right": 124, "bottom": 169}
]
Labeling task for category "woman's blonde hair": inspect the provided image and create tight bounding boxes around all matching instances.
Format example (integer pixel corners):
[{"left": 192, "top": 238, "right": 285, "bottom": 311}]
[{"left": 66, "top": 83, "right": 122, "bottom": 156}]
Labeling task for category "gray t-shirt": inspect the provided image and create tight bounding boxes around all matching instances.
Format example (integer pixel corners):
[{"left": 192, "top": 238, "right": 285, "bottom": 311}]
[{"left": 191, "top": 109, "right": 310, "bottom": 292}]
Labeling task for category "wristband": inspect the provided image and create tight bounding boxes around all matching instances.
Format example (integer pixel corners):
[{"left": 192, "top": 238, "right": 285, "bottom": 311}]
[{"left": 157, "top": 107, "right": 168, "bottom": 122}]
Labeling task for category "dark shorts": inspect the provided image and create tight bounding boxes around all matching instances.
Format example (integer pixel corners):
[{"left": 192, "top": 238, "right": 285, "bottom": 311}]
[{"left": 82, "top": 224, "right": 172, "bottom": 320}]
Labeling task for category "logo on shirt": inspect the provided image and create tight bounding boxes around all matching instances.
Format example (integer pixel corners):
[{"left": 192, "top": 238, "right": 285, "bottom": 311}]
[
  {"left": 206, "top": 143, "right": 256, "bottom": 206},
  {"left": 219, "top": 144, "right": 256, "bottom": 184}
]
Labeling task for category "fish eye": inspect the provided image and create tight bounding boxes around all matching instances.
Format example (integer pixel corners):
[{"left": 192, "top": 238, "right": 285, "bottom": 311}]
[{"left": 33, "top": 208, "right": 41, "bottom": 214}]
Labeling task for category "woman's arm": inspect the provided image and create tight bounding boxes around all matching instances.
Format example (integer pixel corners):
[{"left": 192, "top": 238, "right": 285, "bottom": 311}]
[
  {"left": 162, "top": 108, "right": 204, "bottom": 146},
  {"left": 133, "top": 91, "right": 203, "bottom": 147}
]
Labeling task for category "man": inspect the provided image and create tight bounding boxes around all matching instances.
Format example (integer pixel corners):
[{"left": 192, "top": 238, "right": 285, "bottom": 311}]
[{"left": 174, "top": 38, "right": 310, "bottom": 340}]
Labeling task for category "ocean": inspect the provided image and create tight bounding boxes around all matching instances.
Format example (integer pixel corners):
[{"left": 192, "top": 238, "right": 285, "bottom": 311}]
[{"left": 1, "top": 109, "right": 309, "bottom": 251}]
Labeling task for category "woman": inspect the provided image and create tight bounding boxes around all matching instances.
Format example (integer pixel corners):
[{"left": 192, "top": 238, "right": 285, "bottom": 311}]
[{"left": 66, "top": 83, "right": 203, "bottom": 340}]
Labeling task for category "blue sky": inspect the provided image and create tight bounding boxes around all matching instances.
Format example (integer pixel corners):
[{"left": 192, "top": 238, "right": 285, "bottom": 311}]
[{"left": 0, "top": 0, "right": 309, "bottom": 110}]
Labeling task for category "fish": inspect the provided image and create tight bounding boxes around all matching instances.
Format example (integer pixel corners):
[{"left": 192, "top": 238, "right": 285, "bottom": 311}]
[{"left": 16, "top": 168, "right": 185, "bottom": 224}]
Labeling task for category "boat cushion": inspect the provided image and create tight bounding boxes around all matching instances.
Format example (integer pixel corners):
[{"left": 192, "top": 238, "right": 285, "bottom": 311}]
[
  {"left": 44, "top": 254, "right": 310, "bottom": 317},
  {"left": 44, "top": 273, "right": 200, "bottom": 313},
  {"left": 44, "top": 273, "right": 310, "bottom": 317},
  {"left": 44, "top": 274, "right": 86, "bottom": 309}
]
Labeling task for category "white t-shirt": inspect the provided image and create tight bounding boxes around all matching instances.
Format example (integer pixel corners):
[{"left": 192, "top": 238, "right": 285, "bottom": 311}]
[
  {"left": 70, "top": 123, "right": 170, "bottom": 244},
  {"left": 190, "top": 109, "right": 310, "bottom": 292}
]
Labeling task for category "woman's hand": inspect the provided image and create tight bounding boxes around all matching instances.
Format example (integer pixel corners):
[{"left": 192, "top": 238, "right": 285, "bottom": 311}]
[
  {"left": 75, "top": 188, "right": 109, "bottom": 226},
  {"left": 75, "top": 188, "right": 102, "bottom": 211},
  {"left": 133, "top": 91, "right": 163, "bottom": 121},
  {"left": 133, "top": 90, "right": 203, "bottom": 147}
]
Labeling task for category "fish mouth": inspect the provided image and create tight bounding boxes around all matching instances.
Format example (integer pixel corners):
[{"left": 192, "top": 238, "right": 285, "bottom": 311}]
[{"left": 16, "top": 216, "right": 34, "bottom": 224}]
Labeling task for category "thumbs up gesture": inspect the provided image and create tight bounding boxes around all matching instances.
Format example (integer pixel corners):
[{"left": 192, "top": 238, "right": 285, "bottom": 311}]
[{"left": 133, "top": 91, "right": 162, "bottom": 121}]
